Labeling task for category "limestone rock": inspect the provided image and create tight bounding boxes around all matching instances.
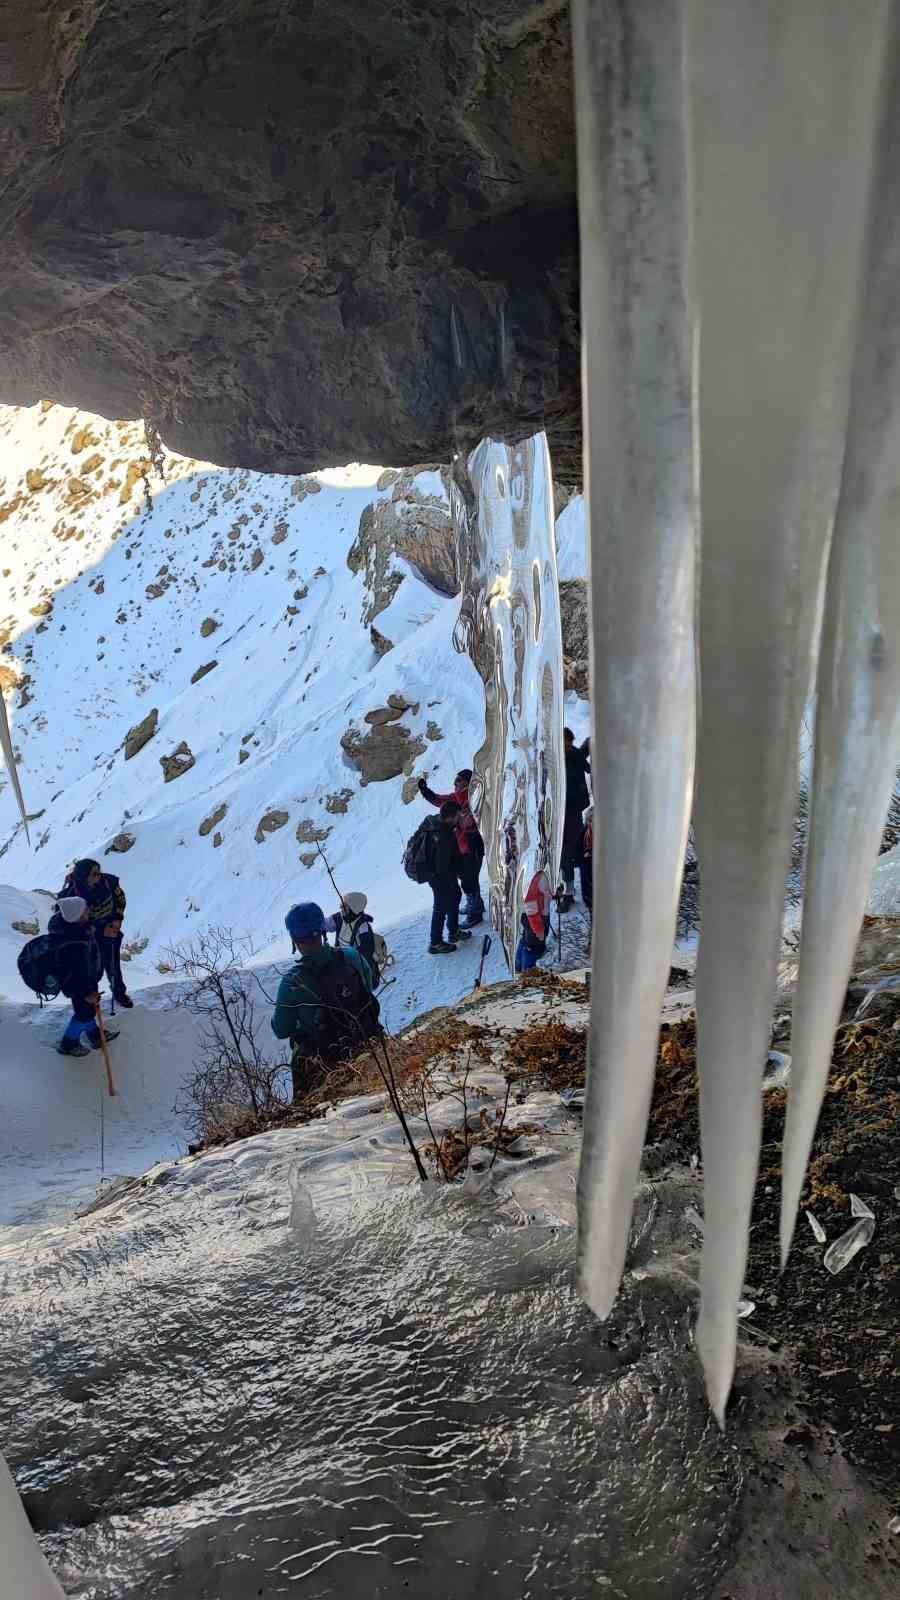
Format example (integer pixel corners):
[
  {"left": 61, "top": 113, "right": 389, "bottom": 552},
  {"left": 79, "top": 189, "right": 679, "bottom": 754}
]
[
  {"left": 25, "top": 468, "right": 50, "bottom": 492},
  {"left": 401, "top": 774, "right": 421, "bottom": 805},
  {"left": 0, "top": 663, "right": 20, "bottom": 694},
  {"left": 255, "top": 807, "right": 289, "bottom": 843},
  {"left": 559, "top": 578, "right": 589, "bottom": 699},
  {"left": 299, "top": 851, "right": 317, "bottom": 868},
  {"left": 341, "top": 721, "right": 426, "bottom": 785},
  {"left": 296, "top": 818, "right": 331, "bottom": 845},
  {"left": 199, "top": 802, "right": 227, "bottom": 837},
  {"left": 105, "top": 831, "right": 136, "bottom": 853},
  {"left": 249, "top": 548, "right": 264, "bottom": 571},
  {"left": 238, "top": 748, "right": 250, "bottom": 765},
  {"left": 272, "top": 522, "right": 288, "bottom": 544},
  {"left": 11, "top": 918, "right": 39, "bottom": 936},
  {"left": 364, "top": 705, "right": 406, "bottom": 727},
  {"left": 160, "top": 741, "right": 196, "bottom": 783},
  {"left": 123, "top": 707, "right": 159, "bottom": 760},
  {"left": 190, "top": 660, "right": 218, "bottom": 685},
  {"left": 325, "top": 789, "right": 353, "bottom": 815},
  {"left": 348, "top": 467, "right": 457, "bottom": 625},
  {"left": 212, "top": 831, "right": 223, "bottom": 848},
  {"left": 200, "top": 617, "right": 219, "bottom": 638},
  {"left": 426, "top": 720, "right": 443, "bottom": 741},
  {"left": 370, "top": 625, "right": 393, "bottom": 657}
]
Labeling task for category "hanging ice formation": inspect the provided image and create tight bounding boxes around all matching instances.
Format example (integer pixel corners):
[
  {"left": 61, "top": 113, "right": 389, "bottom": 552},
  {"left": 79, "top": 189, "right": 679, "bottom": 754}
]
[
  {"left": 572, "top": 0, "right": 899, "bottom": 1423},
  {"left": 451, "top": 435, "right": 564, "bottom": 968}
]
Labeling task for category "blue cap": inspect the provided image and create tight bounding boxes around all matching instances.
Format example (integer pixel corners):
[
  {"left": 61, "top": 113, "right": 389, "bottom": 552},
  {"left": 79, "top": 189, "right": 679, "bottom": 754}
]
[{"left": 285, "top": 902, "right": 327, "bottom": 942}]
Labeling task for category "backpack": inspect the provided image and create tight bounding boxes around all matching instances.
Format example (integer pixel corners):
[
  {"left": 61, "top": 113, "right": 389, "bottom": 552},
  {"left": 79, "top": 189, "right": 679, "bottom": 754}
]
[
  {"left": 18, "top": 934, "right": 67, "bottom": 1002},
  {"left": 403, "top": 817, "right": 439, "bottom": 883},
  {"left": 304, "top": 950, "right": 382, "bottom": 1059},
  {"left": 336, "top": 914, "right": 387, "bottom": 986}
]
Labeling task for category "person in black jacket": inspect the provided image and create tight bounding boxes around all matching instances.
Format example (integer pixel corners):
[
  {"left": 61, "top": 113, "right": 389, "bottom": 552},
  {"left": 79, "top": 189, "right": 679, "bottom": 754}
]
[
  {"left": 49, "top": 896, "right": 121, "bottom": 1057},
  {"left": 427, "top": 801, "right": 473, "bottom": 954},
  {"left": 60, "top": 858, "right": 133, "bottom": 1007},
  {"left": 561, "top": 728, "right": 591, "bottom": 896}
]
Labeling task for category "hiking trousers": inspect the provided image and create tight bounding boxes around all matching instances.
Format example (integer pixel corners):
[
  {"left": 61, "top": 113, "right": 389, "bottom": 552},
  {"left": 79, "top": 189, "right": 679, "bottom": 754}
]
[
  {"left": 429, "top": 880, "right": 461, "bottom": 945},
  {"left": 100, "top": 932, "right": 128, "bottom": 998},
  {"left": 62, "top": 995, "right": 100, "bottom": 1046}
]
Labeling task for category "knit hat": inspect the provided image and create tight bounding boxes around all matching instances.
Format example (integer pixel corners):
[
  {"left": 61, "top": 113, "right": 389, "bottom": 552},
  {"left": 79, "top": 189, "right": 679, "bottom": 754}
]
[
  {"left": 285, "top": 902, "right": 327, "bottom": 943},
  {"left": 343, "top": 891, "right": 367, "bottom": 915},
  {"left": 57, "top": 896, "right": 87, "bottom": 923}
]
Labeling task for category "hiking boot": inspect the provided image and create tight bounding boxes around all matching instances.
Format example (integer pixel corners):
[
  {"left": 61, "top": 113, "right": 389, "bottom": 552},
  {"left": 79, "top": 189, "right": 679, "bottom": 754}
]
[
  {"left": 113, "top": 990, "right": 134, "bottom": 1009},
  {"left": 451, "top": 928, "right": 473, "bottom": 941},
  {"left": 58, "top": 1039, "right": 91, "bottom": 1057},
  {"left": 87, "top": 1026, "right": 120, "bottom": 1048},
  {"left": 460, "top": 911, "right": 484, "bottom": 928},
  {"left": 428, "top": 941, "right": 458, "bottom": 954}
]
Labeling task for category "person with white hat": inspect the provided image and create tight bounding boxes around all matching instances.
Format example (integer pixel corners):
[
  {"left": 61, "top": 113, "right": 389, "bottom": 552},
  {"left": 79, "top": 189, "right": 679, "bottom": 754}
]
[
  {"left": 47, "top": 896, "right": 120, "bottom": 1057},
  {"left": 326, "top": 891, "right": 388, "bottom": 985}
]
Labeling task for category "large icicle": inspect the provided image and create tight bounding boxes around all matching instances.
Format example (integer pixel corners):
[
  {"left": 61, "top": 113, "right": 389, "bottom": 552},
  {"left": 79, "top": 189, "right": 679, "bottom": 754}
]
[
  {"left": 688, "top": 0, "right": 889, "bottom": 1420},
  {"left": 0, "top": 687, "right": 29, "bottom": 843},
  {"left": 452, "top": 433, "right": 564, "bottom": 968},
  {"left": 781, "top": 18, "right": 900, "bottom": 1266},
  {"left": 570, "top": 0, "right": 696, "bottom": 1318},
  {"left": 0, "top": 1451, "right": 65, "bottom": 1598}
]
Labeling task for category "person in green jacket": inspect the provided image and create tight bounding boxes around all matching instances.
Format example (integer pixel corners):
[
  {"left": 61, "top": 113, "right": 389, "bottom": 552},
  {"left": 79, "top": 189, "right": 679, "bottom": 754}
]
[{"left": 271, "top": 901, "right": 380, "bottom": 1101}]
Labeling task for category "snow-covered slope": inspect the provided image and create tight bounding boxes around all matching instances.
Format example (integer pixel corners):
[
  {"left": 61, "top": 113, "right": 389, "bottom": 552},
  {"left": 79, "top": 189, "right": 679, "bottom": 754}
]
[{"left": 0, "top": 401, "right": 588, "bottom": 998}]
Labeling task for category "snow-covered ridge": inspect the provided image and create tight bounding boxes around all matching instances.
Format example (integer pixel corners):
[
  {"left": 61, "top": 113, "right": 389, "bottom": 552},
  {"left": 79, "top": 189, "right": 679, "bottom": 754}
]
[{"left": 0, "top": 401, "right": 587, "bottom": 994}]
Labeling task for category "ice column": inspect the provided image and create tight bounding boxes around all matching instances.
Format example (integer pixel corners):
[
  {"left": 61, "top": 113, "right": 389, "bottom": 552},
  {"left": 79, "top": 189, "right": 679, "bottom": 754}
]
[
  {"left": 451, "top": 434, "right": 564, "bottom": 969},
  {"left": 781, "top": 13, "right": 900, "bottom": 1265},
  {"left": 570, "top": 0, "right": 697, "bottom": 1320}
]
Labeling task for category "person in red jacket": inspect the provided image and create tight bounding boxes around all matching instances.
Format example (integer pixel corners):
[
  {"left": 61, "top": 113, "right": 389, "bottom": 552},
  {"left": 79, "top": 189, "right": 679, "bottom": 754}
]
[{"left": 417, "top": 767, "right": 485, "bottom": 926}]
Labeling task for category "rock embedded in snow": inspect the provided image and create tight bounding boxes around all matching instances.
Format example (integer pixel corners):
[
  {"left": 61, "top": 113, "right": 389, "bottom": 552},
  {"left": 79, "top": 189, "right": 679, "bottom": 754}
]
[
  {"left": 212, "top": 831, "right": 223, "bottom": 848},
  {"left": 123, "top": 707, "right": 159, "bottom": 760},
  {"left": 190, "top": 660, "right": 218, "bottom": 685},
  {"left": 364, "top": 704, "right": 406, "bottom": 727},
  {"left": 295, "top": 818, "right": 331, "bottom": 845},
  {"left": 238, "top": 748, "right": 250, "bottom": 765},
  {"left": 255, "top": 807, "right": 289, "bottom": 843},
  {"left": 199, "top": 617, "right": 218, "bottom": 638},
  {"left": 160, "top": 742, "right": 196, "bottom": 783},
  {"left": 105, "top": 831, "right": 136, "bottom": 853},
  {"left": 324, "top": 789, "right": 353, "bottom": 815},
  {"left": 559, "top": 578, "right": 589, "bottom": 698},
  {"left": 249, "top": 548, "right": 264, "bottom": 571},
  {"left": 198, "top": 803, "right": 227, "bottom": 838},
  {"left": 370, "top": 624, "right": 393, "bottom": 657},
  {"left": 10, "top": 918, "right": 39, "bottom": 935},
  {"left": 341, "top": 720, "right": 426, "bottom": 785}
]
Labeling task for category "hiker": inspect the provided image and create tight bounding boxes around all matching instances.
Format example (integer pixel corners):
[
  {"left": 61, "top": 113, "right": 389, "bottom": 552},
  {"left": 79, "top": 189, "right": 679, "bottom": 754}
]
[
  {"left": 560, "top": 728, "right": 591, "bottom": 898},
  {"left": 425, "top": 799, "right": 474, "bottom": 954},
  {"left": 515, "top": 872, "right": 552, "bottom": 973},
  {"left": 271, "top": 901, "right": 381, "bottom": 1101},
  {"left": 417, "top": 768, "right": 485, "bottom": 926},
  {"left": 59, "top": 858, "right": 133, "bottom": 1007},
  {"left": 48, "top": 896, "right": 121, "bottom": 1057},
  {"left": 326, "top": 891, "right": 388, "bottom": 986},
  {"left": 580, "top": 805, "right": 593, "bottom": 924}
]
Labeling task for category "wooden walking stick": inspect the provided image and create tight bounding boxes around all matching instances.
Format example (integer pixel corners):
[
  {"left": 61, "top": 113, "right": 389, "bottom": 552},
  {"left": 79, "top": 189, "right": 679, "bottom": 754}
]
[{"left": 94, "top": 1003, "right": 116, "bottom": 1097}]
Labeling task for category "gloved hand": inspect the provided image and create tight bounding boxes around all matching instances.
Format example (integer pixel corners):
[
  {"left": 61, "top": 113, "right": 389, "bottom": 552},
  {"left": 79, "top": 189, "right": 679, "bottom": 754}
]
[{"left": 417, "top": 777, "right": 427, "bottom": 794}]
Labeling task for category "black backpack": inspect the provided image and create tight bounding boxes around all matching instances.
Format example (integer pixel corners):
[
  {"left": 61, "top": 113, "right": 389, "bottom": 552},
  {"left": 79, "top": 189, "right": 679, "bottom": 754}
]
[
  {"left": 18, "top": 935, "right": 66, "bottom": 1002},
  {"left": 403, "top": 817, "right": 439, "bottom": 883},
  {"left": 305, "top": 950, "right": 382, "bottom": 1059}
]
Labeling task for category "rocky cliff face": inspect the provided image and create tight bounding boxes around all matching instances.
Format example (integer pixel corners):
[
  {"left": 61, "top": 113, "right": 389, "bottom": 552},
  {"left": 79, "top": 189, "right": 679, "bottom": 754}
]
[{"left": 0, "top": 1, "right": 579, "bottom": 479}]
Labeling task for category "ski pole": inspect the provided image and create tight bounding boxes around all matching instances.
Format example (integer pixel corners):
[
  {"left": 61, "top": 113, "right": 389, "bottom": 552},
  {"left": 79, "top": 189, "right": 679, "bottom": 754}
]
[
  {"left": 474, "top": 934, "right": 491, "bottom": 989},
  {"left": 94, "top": 1003, "right": 116, "bottom": 1098}
]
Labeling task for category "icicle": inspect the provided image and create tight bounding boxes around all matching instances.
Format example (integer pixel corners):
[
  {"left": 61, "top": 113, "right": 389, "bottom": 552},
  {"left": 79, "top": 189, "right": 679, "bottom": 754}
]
[
  {"left": 687, "top": 0, "right": 889, "bottom": 1421},
  {"left": 570, "top": 0, "right": 696, "bottom": 1319},
  {"left": 0, "top": 1451, "right": 65, "bottom": 1598},
  {"left": 451, "top": 434, "right": 564, "bottom": 968},
  {"left": 0, "top": 682, "right": 29, "bottom": 844},
  {"left": 781, "top": 13, "right": 900, "bottom": 1267}
]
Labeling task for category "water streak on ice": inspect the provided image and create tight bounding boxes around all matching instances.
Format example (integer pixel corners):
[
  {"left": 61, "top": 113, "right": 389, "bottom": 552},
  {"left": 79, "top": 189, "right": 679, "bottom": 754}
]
[{"left": 451, "top": 434, "right": 564, "bottom": 968}]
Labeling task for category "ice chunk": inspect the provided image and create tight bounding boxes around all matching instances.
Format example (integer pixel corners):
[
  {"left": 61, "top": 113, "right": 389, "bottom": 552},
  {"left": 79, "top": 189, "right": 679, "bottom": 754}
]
[
  {"left": 823, "top": 1218, "right": 875, "bottom": 1275},
  {"left": 849, "top": 1193, "right": 875, "bottom": 1221},
  {"left": 805, "top": 1210, "right": 827, "bottom": 1245}
]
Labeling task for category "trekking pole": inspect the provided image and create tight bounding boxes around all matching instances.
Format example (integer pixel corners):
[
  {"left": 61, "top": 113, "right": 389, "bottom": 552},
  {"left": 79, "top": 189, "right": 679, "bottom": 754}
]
[
  {"left": 94, "top": 1003, "right": 116, "bottom": 1097},
  {"left": 314, "top": 839, "right": 347, "bottom": 909},
  {"left": 474, "top": 934, "right": 491, "bottom": 990}
]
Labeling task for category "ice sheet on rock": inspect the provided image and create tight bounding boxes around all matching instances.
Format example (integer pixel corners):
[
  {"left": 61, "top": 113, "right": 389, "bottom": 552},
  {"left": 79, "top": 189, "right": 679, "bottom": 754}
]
[
  {"left": 781, "top": 8, "right": 900, "bottom": 1267},
  {"left": 571, "top": 0, "right": 696, "bottom": 1329},
  {"left": 451, "top": 433, "right": 564, "bottom": 969},
  {"left": 688, "top": 0, "right": 888, "bottom": 1422}
]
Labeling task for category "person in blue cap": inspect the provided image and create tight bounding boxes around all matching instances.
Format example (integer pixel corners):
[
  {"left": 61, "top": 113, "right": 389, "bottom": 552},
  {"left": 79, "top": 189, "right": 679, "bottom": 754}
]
[{"left": 271, "top": 901, "right": 380, "bottom": 1101}]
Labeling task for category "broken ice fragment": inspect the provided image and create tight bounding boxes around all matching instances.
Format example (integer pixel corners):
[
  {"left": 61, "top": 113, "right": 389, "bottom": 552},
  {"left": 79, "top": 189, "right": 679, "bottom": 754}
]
[
  {"left": 805, "top": 1210, "right": 827, "bottom": 1245},
  {"left": 737, "top": 1300, "right": 755, "bottom": 1320},
  {"left": 823, "top": 1218, "right": 875, "bottom": 1276},
  {"left": 849, "top": 1193, "right": 875, "bottom": 1221}
]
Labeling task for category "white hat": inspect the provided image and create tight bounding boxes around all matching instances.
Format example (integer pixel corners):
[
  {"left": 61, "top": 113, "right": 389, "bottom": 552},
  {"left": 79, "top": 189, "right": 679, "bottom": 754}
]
[
  {"left": 343, "top": 891, "right": 368, "bottom": 915},
  {"left": 58, "top": 896, "right": 87, "bottom": 923}
]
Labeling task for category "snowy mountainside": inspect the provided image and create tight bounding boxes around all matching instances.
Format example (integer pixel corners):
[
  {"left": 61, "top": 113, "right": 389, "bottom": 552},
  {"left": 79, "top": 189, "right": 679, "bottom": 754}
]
[{"left": 0, "top": 402, "right": 588, "bottom": 996}]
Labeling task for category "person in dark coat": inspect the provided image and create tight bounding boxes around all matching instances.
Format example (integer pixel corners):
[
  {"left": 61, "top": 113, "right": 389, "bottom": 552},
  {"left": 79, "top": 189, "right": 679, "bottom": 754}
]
[
  {"left": 49, "top": 896, "right": 121, "bottom": 1057},
  {"left": 60, "top": 858, "right": 133, "bottom": 1007},
  {"left": 417, "top": 768, "right": 485, "bottom": 925},
  {"left": 271, "top": 902, "right": 379, "bottom": 1101},
  {"left": 561, "top": 728, "right": 591, "bottom": 895},
  {"left": 426, "top": 800, "right": 473, "bottom": 954}
]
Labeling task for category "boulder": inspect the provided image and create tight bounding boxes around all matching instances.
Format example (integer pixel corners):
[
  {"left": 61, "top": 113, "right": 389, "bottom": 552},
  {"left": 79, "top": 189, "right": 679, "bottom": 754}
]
[
  {"left": 370, "top": 625, "right": 394, "bottom": 658},
  {"left": 341, "top": 721, "right": 426, "bottom": 785},
  {"left": 160, "top": 741, "right": 196, "bottom": 783},
  {"left": 295, "top": 818, "right": 331, "bottom": 845},
  {"left": 199, "top": 803, "right": 227, "bottom": 837},
  {"left": 190, "top": 660, "right": 218, "bottom": 685},
  {"left": 364, "top": 705, "right": 406, "bottom": 727},
  {"left": 123, "top": 707, "right": 159, "bottom": 760},
  {"left": 255, "top": 807, "right": 289, "bottom": 843},
  {"left": 199, "top": 617, "right": 219, "bottom": 638},
  {"left": 348, "top": 468, "right": 457, "bottom": 625},
  {"left": 325, "top": 789, "right": 353, "bottom": 815},
  {"left": 105, "top": 831, "right": 136, "bottom": 853}
]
